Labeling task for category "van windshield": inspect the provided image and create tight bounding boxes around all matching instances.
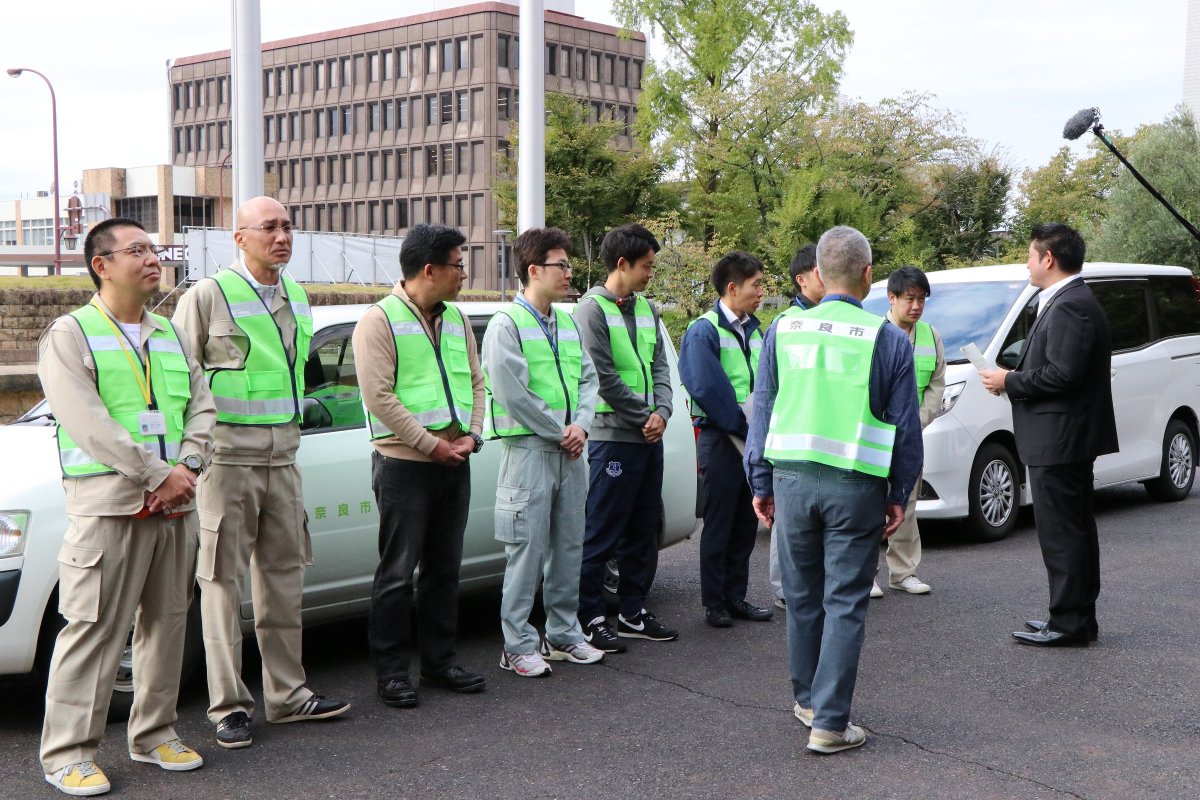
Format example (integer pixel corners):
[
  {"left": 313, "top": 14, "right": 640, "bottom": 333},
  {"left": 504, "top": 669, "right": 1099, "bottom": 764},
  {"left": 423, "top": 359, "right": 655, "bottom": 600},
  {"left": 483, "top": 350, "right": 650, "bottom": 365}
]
[{"left": 861, "top": 280, "right": 1028, "bottom": 363}]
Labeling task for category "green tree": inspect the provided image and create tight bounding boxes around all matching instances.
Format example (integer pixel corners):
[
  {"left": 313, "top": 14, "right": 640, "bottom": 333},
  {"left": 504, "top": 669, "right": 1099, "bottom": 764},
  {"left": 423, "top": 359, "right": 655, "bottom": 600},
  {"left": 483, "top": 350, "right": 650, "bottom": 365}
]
[
  {"left": 910, "top": 149, "right": 1012, "bottom": 267},
  {"left": 615, "top": 0, "right": 852, "bottom": 250},
  {"left": 1091, "top": 108, "right": 1200, "bottom": 270},
  {"left": 1009, "top": 142, "right": 1116, "bottom": 252},
  {"left": 494, "top": 92, "right": 678, "bottom": 288}
]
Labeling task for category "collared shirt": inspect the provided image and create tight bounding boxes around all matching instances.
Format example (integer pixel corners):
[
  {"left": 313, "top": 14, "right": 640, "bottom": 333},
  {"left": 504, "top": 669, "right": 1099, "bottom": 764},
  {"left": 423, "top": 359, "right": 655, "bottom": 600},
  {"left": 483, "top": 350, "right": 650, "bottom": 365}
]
[
  {"left": 718, "top": 299, "right": 749, "bottom": 347},
  {"left": 1037, "top": 273, "right": 1083, "bottom": 315},
  {"left": 353, "top": 283, "right": 486, "bottom": 462},
  {"left": 515, "top": 293, "right": 558, "bottom": 353},
  {"left": 38, "top": 294, "right": 216, "bottom": 516},
  {"left": 744, "top": 294, "right": 923, "bottom": 505},
  {"left": 172, "top": 259, "right": 303, "bottom": 465}
]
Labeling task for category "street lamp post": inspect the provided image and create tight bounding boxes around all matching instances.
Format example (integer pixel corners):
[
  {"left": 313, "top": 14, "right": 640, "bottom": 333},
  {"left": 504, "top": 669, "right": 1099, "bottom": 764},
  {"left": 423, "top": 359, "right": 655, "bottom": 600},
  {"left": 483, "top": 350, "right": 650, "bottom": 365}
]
[
  {"left": 7, "top": 67, "right": 63, "bottom": 276},
  {"left": 494, "top": 229, "right": 513, "bottom": 301}
]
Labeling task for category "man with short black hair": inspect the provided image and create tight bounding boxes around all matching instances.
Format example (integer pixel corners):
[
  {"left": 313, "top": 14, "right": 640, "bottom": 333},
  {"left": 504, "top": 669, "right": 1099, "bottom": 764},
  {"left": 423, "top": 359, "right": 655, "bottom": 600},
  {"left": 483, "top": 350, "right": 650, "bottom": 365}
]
[
  {"left": 354, "top": 223, "right": 488, "bottom": 705},
  {"left": 981, "top": 223, "right": 1117, "bottom": 647},
  {"left": 574, "top": 223, "right": 678, "bottom": 651},
  {"left": 680, "top": 251, "right": 774, "bottom": 627},
  {"left": 482, "top": 227, "right": 603, "bottom": 677},
  {"left": 873, "top": 265, "right": 945, "bottom": 598},
  {"left": 39, "top": 217, "right": 215, "bottom": 795},
  {"left": 789, "top": 244, "right": 825, "bottom": 310},
  {"left": 175, "top": 197, "right": 348, "bottom": 749}
]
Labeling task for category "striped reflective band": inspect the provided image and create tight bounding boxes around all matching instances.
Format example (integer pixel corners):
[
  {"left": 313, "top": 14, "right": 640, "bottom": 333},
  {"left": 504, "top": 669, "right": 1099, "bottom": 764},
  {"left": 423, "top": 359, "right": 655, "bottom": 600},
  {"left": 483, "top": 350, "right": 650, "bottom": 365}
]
[
  {"left": 213, "top": 396, "right": 298, "bottom": 417},
  {"left": 59, "top": 440, "right": 181, "bottom": 468},
  {"left": 389, "top": 321, "right": 426, "bottom": 337},
  {"left": 762, "top": 433, "right": 892, "bottom": 469}
]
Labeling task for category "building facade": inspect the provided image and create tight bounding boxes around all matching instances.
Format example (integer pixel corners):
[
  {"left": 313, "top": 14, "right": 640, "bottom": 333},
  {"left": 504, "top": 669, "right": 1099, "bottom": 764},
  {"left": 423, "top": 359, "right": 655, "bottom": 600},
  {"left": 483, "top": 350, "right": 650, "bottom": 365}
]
[{"left": 168, "top": 2, "right": 646, "bottom": 291}]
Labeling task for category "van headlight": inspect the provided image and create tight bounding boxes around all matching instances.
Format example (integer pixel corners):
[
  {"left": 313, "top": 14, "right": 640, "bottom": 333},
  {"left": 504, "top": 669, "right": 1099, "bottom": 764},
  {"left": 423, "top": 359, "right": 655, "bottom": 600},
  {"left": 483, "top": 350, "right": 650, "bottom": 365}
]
[
  {"left": 939, "top": 382, "right": 966, "bottom": 417},
  {"left": 0, "top": 512, "right": 29, "bottom": 558}
]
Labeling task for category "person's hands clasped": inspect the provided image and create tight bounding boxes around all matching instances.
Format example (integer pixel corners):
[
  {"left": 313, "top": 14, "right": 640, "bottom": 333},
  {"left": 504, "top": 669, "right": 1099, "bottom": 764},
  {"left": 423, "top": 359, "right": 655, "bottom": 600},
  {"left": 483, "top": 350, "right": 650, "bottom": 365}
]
[
  {"left": 560, "top": 424, "right": 587, "bottom": 460},
  {"left": 430, "top": 437, "right": 467, "bottom": 466},
  {"left": 148, "top": 464, "right": 197, "bottom": 513},
  {"left": 642, "top": 412, "right": 667, "bottom": 444}
]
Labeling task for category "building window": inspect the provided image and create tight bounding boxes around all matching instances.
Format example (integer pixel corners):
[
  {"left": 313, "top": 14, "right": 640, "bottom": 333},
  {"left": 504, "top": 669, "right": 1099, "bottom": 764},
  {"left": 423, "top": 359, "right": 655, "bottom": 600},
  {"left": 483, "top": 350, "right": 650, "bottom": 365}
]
[
  {"left": 175, "top": 127, "right": 184, "bottom": 155},
  {"left": 590, "top": 53, "right": 600, "bottom": 81},
  {"left": 470, "top": 34, "right": 484, "bottom": 69},
  {"left": 342, "top": 154, "right": 352, "bottom": 184},
  {"left": 369, "top": 52, "right": 380, "bottom": 82},
  {"left": 605, "top": 55, "right": 615, "bottom": 84},
  {"left": 441, "top": 143, "right": 453, "bottom": 175},
  {"left": 114, "top": 197, "right": 159, "bottom": 233},
  {"left": 289, "top": 65, "right": 299, "bottom": 93},
  {"left": 290, "top": 112, "right": 300, "bottom": 140},
  {"left": 397, "top": 48, "right": 408, "bottom": 78},
  {"left": 472, "top": 140, "right": 484, "bottom": 174},
  {"left": 575, "top": 49, "right": 586, "bottom": 79},
  {"left": 383, "top": 50, "right": 393, "bottom": 78},
  {"left": 441, "top": 91, "right": 453, "bottom": 124},
  {"left": 315, "top": 63, "right": 324, "bottom": 90},
  {"left": 355, "top": 153, "right": 366, "bottom": 182},
  {"left": 326, "top": 108, "right": 337, "bottom": 137},
  {"left": 457, "top": 37, "right": 469, "bottom": 70},
  {"left": 315, "top": 158, "right": 324, "bottom": 185},
  {"left": 277, "top": 67, "right": 286, "bottom": 96},
  {"left": 197, "top": 80, "right": 207, "bottom": 107},
  {"left": 442, "top": 196, "right": 454, "bottom": 226},
  {"left": 368, "top": 102, "right": 380, "bottom": 132},
  {"left": 342, "top": 106, "right": 353, "bottom": 136},
  {"left": 498, "top": 34, "right": 510, "bottom": 68},
  {"left": 426, "top": 146, "right": 438, "bottom": 176},
  {"left": 219, "top": 76, "right": 229, "bottom": 103},
  {"left": 174, "top": 83, "right": 184, "bottom": 110},
  {"left": 383, "top": 151, "right": 394, "bottom": 180},
  {"left": 328, "top": 59, "right": 338, "bottom": 88},
  {"left": 265, "top": 118, "right": 275, "bottom": 144},
  {"left": 633, "top": 60, "right": 643, "bottom": 89},
  {"left": 426, "top": 43, "right": 437, "bottom": 74},
  {"left": 198, "top": 125, "right": 207, "bottom": 150},
  {"left": 561, "top": 47, "right": 572, "bottom": 78},
  {"left": 456, "top": 90, "right": 469, "bottom": 122},
  {"left": 0, "top": 220, "right": 16, "bottom": 246},
  {"left": 382, "top": 100, "right": 393, "bottom": 131},
  {"left": 457, "top": 196, "right": 469, "bottom": 229},
  {"left": 427, "top": 95, "right": 438, "bottom": 127},
  {"left": 427, "top": 197, "right": 438, "bottom": 224},
  {"left": 263, "top": 70, "right": 273, "bottom": 98},
  {"left": 397, "top": 98, "right": 408, "bottom": 129},
  {"left": 398, "top": 201, "right": 409, "bottom": 229},
  {"left": 369, "top": 152, "right": 379, "bottom": 181},
  {"left": 218, "top": 122, "right": 228, "bottom": 149},
  {"left": 441, "top": 41, "right": 454, "bottom": 73},
  {"left": 21, "top": 217, "right": 54, "bottom": 246},
  {"left": 456, "top": 142, "right": 468, "bottom": 174},
  {"left": 545, "top": 44, "right": 557, "bottom": 75},
  {"left": 341, "top": 56, "right": 352, "bottom": 86},
  {"left": 618, "top": 57, "right": 629, "bottom": 87},
  {"left": 497, "top": 87, "right": 511, "bottom": 121},
  {"left": 397, "top": 148, "right": 407, "bottom": 178},
  {"left": 277, "top": 115, "right": 287, "bottom": 143}
]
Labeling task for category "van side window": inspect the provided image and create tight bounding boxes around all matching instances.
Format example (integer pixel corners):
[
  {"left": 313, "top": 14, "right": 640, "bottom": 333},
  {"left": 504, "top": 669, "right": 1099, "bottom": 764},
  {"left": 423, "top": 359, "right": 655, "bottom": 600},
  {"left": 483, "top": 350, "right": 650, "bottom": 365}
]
[
  {"left": 997, "top": 296, "right": 1039, "bottom": 369},
  {"left": 1152, "top": 276, "right": 1200, "bottom": 338},
  {"left": 302, "top": 331, "right": 366, "bottom": 431},
  {"left": 1089, "top": 280, "right": 1151, "bottom": 352}
]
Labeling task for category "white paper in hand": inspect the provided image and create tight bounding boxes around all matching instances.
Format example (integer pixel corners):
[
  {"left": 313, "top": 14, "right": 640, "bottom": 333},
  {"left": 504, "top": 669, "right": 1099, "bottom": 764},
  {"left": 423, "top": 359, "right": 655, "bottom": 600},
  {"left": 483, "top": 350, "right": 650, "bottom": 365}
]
[{"left": 960, "top": 343, "right": 994, "bottom": 372}]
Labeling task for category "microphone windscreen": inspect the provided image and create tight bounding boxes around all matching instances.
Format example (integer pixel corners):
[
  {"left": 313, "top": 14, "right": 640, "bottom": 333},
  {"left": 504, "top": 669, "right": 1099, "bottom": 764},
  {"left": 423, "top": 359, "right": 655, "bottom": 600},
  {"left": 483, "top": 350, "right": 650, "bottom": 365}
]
[{"left": 1063, "top": 108, "right": 1100, "bottom": 140}]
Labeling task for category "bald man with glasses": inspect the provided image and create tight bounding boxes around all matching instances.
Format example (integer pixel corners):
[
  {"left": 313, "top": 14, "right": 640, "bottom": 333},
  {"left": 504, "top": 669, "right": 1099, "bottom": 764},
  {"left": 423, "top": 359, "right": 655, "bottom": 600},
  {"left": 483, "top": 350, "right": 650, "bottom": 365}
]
[{"left": 174, "top": 197, "right": 348, "bottom": 753}]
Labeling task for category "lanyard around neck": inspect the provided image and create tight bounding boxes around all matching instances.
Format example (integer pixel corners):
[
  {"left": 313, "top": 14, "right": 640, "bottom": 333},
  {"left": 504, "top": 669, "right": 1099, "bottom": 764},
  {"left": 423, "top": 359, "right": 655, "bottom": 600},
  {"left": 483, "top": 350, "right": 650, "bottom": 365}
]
[{"left": 90, "top": 299, "right": 152, "bottom": 407}]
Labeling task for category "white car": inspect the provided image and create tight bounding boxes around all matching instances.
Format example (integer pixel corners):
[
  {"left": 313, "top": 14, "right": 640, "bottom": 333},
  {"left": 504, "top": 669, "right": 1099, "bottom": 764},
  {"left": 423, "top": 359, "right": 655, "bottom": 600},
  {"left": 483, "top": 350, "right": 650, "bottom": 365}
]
[
  {"left": 0, "top": 301, "right": 699, "bottom": 710},
  {"left": 861, "top": 263, "right": 1200, "bottom": 540}
]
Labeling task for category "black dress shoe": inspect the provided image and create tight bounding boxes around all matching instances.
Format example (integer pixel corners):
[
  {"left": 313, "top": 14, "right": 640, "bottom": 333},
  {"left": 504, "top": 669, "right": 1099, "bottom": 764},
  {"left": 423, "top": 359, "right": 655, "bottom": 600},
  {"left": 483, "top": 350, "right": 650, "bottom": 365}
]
[
  {"left": 728, "top": 599, "right": 773, "bottom": 622},
  {"left": 420, "top": 665, "right": 487, "bottom": 693},
  {"left": 1011, "top": 628, "right": 1089, "bottom": 648},
  {"left": 705, "top": 605, "right": 733, "bottom": 628},
  {"left": 1024, "top": 620, "right": 1098, "bottom": 642},
  {"left": 378, "top": 677, "right": 418, "bottom": 708}
]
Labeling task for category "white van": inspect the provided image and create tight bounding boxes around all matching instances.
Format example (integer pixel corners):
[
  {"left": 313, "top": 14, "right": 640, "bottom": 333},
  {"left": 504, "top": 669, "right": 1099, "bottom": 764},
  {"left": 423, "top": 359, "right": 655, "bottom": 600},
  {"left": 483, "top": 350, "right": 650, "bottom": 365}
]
[{"left": 861, "top": 263, "right": 1200, "bottom": 540}]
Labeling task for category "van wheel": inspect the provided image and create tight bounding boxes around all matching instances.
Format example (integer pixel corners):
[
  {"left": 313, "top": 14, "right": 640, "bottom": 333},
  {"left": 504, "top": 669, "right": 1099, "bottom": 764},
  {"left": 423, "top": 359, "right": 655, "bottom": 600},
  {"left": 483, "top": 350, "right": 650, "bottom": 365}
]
[
  {"left": 967, "top": 442, "right": 1019, "bottom": 542},
  {"left": 1143, "top": 419, "right": 1196, "bottom": 502}
]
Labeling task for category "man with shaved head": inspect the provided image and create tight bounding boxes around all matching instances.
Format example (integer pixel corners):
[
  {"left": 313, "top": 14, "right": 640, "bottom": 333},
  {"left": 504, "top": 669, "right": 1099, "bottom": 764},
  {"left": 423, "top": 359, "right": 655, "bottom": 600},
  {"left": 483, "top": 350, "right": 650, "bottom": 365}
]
[{"left": 175, "top": 197, "right": 348, "bottom": 751}]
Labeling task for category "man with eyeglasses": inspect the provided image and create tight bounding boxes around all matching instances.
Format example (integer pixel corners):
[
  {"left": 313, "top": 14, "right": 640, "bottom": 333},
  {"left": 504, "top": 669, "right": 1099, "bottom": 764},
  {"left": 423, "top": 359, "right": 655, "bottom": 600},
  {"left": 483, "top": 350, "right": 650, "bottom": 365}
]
[
  {"left": 174, "top": 197, "right": 348, "bottom": 752},
  {"left": 481, "top": 227, "right": 603, "bottom": 677},
  {"left": 37, "top": 217, "right": 215, "bottom": 795},
  {"left": 574, "top": 223, "right": 678, "bottom": 652},
  {"left": 353, "top": 223, "right": 488, "bottom": 705}
]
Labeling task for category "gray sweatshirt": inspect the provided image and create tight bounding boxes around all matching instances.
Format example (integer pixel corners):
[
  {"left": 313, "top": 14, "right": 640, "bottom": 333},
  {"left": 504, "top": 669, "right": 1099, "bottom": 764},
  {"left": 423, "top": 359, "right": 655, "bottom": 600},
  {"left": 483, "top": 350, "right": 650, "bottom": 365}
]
[{"left": 573, "top": 287, "right": 673, "bottom": 443}]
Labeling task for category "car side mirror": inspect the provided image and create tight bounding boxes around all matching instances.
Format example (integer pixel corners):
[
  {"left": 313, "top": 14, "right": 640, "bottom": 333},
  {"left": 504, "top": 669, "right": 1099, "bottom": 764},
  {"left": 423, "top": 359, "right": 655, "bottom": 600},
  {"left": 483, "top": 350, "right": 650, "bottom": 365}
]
[
  {"left": 300, "top": 397, "right": 332, "bottom": 430},
  {"left": 997, "top": 340, "right": 1024, "bottom": 370}
]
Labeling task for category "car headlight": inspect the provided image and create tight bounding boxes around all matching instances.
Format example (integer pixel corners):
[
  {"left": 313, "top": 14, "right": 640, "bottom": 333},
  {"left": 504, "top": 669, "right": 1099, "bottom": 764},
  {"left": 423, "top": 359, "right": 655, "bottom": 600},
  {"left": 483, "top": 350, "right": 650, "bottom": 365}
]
[
  {"left": 0, "top": 511, "right": 29, "bottom": 558},
  {"left": 939, "top": 382, "right": 966, "bottom": 417}
]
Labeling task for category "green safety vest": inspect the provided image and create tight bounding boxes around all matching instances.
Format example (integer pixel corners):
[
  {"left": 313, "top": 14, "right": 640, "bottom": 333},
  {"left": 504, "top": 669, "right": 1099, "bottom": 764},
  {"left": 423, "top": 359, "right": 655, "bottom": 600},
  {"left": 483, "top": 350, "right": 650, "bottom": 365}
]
[
  {"left": 686, "top": 309, "right": 762, "bottom": 419},
  {"left": 484, "top": 302, "right": 582, "bottom": 438},
  {"left": 207, "top": 269, "right": 313, "bottom": 425},
  {"left": 582, "top": 295, "right": 656, "bottom": 414},
  {"left": 58, "top": 304, "right": 192, "bottom": 477},
  {"left": 366, "top": 295, "right": 473, "bottom": 438},
  {"left": 913, "top": 320, "right": 937, "bottom": 401},
  {"left": 764, "top": 301, "right": 896, "bottom": 478}
]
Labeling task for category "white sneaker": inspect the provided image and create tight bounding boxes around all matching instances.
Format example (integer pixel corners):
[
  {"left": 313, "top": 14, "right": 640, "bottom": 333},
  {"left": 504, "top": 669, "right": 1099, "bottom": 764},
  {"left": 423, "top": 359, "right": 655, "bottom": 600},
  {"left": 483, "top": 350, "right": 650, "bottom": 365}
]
[
  {"left": 793, "top": 702, "right": 813, "bottom": 728},
  {"left": 540, "top": 638, "right": 604, "bottom": 664},
  {"left": 499, "top": 650, "right": 552, "bottom": 677},
  {"left": 870, "top": 581, "right": 884, "bottom": 599},
  {"left": 773, "top": 596, "right": 786, "bottom": 610},
  {"left": 891, "top": 575, "right": 932, "bottom": 595},
  {"left": 807, "top": 723, "right": 867, "bottom": 754}
]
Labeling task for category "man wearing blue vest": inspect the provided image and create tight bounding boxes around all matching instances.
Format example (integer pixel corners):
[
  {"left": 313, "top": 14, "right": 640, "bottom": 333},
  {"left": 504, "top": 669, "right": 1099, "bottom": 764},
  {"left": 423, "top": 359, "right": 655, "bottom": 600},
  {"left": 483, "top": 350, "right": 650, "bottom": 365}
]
[
  {"left": 481, "top": 227, "right": 603, "bottom": 677},
  {"left": 38, "top": 218, "right": 215, "bottom": 795},
  {"left": 175, "top": 197, "right": 348, "bottom": 750},
  {"left": 574, "top": 223, "right": 677, "bottom": 651},
  {"left": 746, "top": 226, "right": 922, "bottom": 754},
  {"left": 872, "top": 266, "right": 945, "bottom": 598},
  {"left": 353, "top": 223, "right": 488, "bottom": 705},
  {"left": 679, "top": 251, "right": 774, "bottom": 628}
]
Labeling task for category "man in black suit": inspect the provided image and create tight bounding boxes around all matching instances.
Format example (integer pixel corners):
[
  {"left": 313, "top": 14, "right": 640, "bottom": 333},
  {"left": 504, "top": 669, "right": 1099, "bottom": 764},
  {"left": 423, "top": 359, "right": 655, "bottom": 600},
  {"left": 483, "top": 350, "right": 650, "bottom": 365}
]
[{"left": 980, "top": 223, "right": 1118, "bottom": 648}]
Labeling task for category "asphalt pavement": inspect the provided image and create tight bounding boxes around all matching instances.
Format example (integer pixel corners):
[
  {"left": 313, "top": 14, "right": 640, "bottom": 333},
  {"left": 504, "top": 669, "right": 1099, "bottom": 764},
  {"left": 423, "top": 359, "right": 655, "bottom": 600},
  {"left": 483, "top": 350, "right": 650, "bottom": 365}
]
[{"left": 2, "top": 483, "right": 1199, "bottom": 799}]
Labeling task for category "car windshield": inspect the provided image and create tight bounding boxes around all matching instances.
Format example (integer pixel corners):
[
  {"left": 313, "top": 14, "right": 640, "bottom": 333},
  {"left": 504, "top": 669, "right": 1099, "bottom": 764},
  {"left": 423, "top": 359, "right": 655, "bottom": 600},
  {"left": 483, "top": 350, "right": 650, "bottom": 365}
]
[{"left": 862, "top": 280, "right": 1029, "bottom": 363}]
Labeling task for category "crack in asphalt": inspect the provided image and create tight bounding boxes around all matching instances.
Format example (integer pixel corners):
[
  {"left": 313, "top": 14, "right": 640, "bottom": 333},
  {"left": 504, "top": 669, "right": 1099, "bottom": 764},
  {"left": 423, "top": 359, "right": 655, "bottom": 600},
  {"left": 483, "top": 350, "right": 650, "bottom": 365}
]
[{"left": 600, "top": 661, "right": 1091, "bottom": 800}]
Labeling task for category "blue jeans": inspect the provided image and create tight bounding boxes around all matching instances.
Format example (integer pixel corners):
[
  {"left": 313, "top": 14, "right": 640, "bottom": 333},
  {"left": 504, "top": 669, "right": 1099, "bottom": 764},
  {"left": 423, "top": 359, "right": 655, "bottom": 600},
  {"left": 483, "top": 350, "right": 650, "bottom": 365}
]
[{"left": 775, "top": 462, "right": 886, "bottom": 732}]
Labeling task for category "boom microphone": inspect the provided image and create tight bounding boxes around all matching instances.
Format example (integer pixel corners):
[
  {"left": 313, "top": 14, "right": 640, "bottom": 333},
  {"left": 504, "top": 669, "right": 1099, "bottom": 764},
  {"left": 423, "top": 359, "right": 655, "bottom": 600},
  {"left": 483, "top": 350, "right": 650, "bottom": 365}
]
[{"left": 1062, "top": 107, "right": 1100, "bottom": 140}]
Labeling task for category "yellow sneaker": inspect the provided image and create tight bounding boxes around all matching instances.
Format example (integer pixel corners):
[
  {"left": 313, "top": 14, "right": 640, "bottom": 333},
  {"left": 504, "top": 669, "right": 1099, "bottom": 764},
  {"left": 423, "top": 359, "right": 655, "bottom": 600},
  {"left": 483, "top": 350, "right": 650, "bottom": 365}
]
[
  {"left": 129, "top": 739, "right": 204, "bottom": 771},
  {"left": 44, "top": 761, "right": 111, "bottom": 796}
]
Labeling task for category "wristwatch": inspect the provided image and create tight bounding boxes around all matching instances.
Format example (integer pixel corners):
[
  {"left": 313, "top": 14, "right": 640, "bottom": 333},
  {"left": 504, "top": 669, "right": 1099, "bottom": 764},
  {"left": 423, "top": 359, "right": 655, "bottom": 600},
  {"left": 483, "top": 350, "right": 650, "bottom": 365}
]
[
  {"left": 181, "top": 454, "right": 205, "bottom": 475},
  {"left": 469, "top": 432, "right": 485, "bottom": 453}
]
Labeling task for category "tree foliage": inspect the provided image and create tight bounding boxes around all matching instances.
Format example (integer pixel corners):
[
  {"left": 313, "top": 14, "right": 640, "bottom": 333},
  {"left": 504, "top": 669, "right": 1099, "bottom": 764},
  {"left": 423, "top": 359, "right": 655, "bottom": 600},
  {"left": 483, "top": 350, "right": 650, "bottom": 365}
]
[
  {"left": 494, "top": 92, "right": 678, "bottom": 289},
  {"left": 1008, "top": 142, "right": 1117, "bottom": 257}
]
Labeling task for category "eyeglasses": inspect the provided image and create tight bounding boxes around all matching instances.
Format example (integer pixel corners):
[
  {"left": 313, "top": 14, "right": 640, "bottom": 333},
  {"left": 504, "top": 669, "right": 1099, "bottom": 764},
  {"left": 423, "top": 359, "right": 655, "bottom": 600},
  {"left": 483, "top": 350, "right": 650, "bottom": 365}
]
[
  {"left": 239, "top": 222, "right": 298, "bottom": 235},
  {"left": 98, "top": 243, "right": 166, "bottom": 260},
  {"left": 535, "top": 260, "right": 573, "bottom": 272},
  {"left": 438, "top": 261, "right": 467, "bottom": 273}
]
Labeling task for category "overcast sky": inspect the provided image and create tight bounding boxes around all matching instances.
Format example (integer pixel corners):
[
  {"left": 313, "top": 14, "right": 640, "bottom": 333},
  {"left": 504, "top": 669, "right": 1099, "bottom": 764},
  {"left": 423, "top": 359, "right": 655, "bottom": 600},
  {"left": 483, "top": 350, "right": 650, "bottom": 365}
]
[{"left": 0, "top": 0, "right": 1188, "bottom": 201}]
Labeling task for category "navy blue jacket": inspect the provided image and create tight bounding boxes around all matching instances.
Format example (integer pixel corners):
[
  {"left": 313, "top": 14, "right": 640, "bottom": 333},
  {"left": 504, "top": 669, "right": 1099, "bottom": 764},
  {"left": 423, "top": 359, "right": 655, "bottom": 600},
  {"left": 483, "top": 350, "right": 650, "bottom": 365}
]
[{"left": 678, "top": 300, "right": 762, "bottom": 439}]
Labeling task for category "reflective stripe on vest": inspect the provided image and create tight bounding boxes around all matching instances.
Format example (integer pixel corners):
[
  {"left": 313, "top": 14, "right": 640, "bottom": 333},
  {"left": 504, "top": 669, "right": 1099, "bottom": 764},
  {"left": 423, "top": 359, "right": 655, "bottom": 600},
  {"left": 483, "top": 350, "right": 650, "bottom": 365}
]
[
  {"left": 912, "top": 320, "right": 937, "bottom": 400},
  {"left": 764, "top": 302, "right": 896, "bottom": 478},
  {"left": 686, "top": 310, "right": 762, "bottom": 418},
  {"left": 206, "top": 269, "right": 312, "bottom": 425},
  {"left": 582, "top": 295, "right": 656, "bottom": 414},
  {"left": 366, "top": 296, "right": 474, "bottom": 438},
  {"left": 57, "top": 305, "right": 191, "bottom": 477},
  {"left": 484, "top": 303, "right": 582, "bottom": 438}
]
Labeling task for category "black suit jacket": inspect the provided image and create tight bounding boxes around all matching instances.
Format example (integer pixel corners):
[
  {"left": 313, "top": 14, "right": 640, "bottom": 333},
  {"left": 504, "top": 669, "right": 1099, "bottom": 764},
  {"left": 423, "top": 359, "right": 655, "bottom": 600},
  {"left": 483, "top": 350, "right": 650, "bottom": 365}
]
[{"left": 1004, "top": 278, "right": 1119, "bottom": 467}]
